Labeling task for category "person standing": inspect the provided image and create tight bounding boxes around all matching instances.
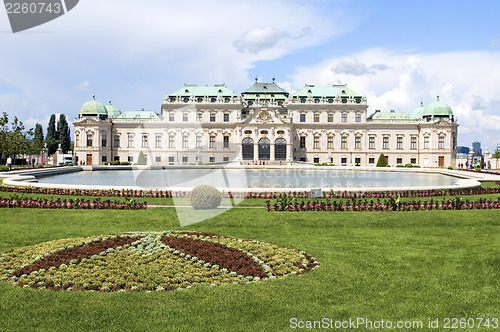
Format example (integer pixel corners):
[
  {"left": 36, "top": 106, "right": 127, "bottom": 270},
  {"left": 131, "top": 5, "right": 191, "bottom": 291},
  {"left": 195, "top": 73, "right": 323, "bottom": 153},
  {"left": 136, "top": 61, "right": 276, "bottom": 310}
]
[{"left": 6, "top": 156, "right": 12, "bottom": 171}]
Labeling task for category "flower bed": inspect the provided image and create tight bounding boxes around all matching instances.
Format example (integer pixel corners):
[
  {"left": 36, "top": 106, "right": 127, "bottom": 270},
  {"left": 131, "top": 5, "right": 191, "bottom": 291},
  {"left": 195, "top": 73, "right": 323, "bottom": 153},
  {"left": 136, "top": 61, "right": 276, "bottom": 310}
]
[
  {"left": 0, "top": 197, "right": 147, "bottom": 210},
  {"left": 0, "top": 231, "right": 318, "bottom": 292}
]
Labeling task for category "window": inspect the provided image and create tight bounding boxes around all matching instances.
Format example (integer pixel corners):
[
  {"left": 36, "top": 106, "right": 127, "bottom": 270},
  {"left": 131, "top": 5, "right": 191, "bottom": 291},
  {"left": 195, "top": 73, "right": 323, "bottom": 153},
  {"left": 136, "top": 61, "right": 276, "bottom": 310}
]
[
  {"left": 196, "top": 112, "right": 202, "bottom": 122},
  {"left": 397, "top": 158, "right": 403, "bottom": 164},
  {"left": 210, "top": 113, "right": 216, "bottom": 122},
  {"left": 355, "top": 113, "right": 361, "bottom": 122},
  {"left": 277, "top": 130, "right": 285, "bottom": 135},
  {"left": 128, "top": 156, "right": 133, "bottom": 162},
  {"left": 355, "top": 157, "right": 361, "bottom": 165},
  {"left": 168, "top": 156, "right": 174, "bottom": 164},
  {"left": 209, "top": 135, "right": 216, "bottom": 148},
  {"left": 369, "top": 136, "right": 375, "bottom": 149},
  {"left": 341, "top": 136, "right": 347, "bottom": 149},
  {"left": 223, "top": 156, "right": 229, "bottom": 162},
  {"left": 182, "top": 135, "right": 188, "bottom": 148},
  {"left": 169, "top": 135, "right": 175, "bottom": 148},
  {"left": 369, "top": 157, "right": 375, "bottom": 164},
  {"left": 300, "top": 113, "right": 306, "bottom": 122},
  {"left": 341, "top": 157, "right": 347, "bottom": 164},
  {"left": 299, "top": 137, "right": 306, "bottom": 149},
  {"left": 242, "top": 137, "right": 254, "bottom": 160},
  {"left": 313, "top": 136, "right": 320, "bottom": 149},
  {"left": 87, "top": 134, "right": 93, "bottom": 147},
  {"left": 182, "top": 156, "right": 188, "bottom": 163},
  {"left": 328, "top": 113, "right": 334, "bottom": 122},
  {"left": 182, "top": 113, "right": 188, "bottom": 122},
  {"left": 223, "top": 113, "right": 229, "bottom": 122},
  {"left": 113, "top": 156, "right": 119, "bottom": 162},
  {"left": 114, "top": 135, "right": 120, "bottom": 148},
  {"left": 142, "top": 135, "right": 148, "bottom": 148},
  {"left": 169, "top": 112, "right": 174, "bottom": 121},
  {"left": 209, "top": 156, "right": 215, "bottom": 163},
  {"left": 424, "top": 136, "right": 430, "bottom": 149},
  {"left": 127, "top": 134, "right": 133, "bottom": 148},
  {"left": 102, "top": 156, "right": 107, "bottom": 163},
  {"left": 223, "top": 136, "right": 229, "bottom": 148},
  {"left": 410, "top": 158, "right": 417, "bottom": 164},
  {"left": 155, "top": 156, "right": 161, "bottom": 163},
  {"left": 196, "top": 136, "right": 202, "bottom": 148},
  {"left": 383, "top": 136, "right": 389, "bottom": 149},
  {"left": 341, "top": 113, "right": 347, "bottom": 123},
  {"left": 438, "top": 136, "right": 445, "bottom": 149},
  {"left": 101, "top": 134, "right": 107, "bottom": 147},
  {"left": 397, "top": 136, "right": 403, "bottom": 150},
  {"left": 410, "top": 136, "right": 417, "bottom": 150},
  {"left": 355, "top": 136, "right": 361, "bottom": 149},
  {"left": 75, "top": 134, "right": 79, "bottom": 147},
  {"left": 155, "top": 135, "right": 162, "bottom": 148},
  {"left": 313, "top": 157, "right": 320, "bottom": 163},
  {"left": 314, "top": 113, "right": 320, "bottom": 122},
  {"left": 327, "top": 136, "right": 334, "bottom": 149}
]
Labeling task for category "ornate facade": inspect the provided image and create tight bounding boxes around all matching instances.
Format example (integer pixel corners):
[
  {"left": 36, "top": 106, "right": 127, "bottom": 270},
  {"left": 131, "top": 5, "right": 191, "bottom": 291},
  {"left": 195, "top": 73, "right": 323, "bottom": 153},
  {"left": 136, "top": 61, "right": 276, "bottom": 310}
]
[{"left": 74, "top": 79, "right": 458, "bottom": 167}]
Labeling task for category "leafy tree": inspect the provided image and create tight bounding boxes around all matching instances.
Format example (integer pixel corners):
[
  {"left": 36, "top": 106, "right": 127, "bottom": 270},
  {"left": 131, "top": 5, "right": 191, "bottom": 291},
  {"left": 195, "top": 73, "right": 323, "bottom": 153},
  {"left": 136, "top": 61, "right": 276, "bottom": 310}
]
[
  {"left": 57, "top": 114, "right": 71, "bottom": 153},
  {"left": 493, "top": 145, "right": 500, "bottom": 158},
  {"left": 31, "top": 123, "right": 44, "bottom": 155},
  {"left": 0, "top": 112, "right": 8, "bottom": 162},
  {"left": 46, "top": 114, "right": 58, "bottom": 155},
  {"left": 5, "top": 116, "right": 29, "bottom": 159},
  {"left": 376, "top": 153, "right": 388, "bottom": 167}
]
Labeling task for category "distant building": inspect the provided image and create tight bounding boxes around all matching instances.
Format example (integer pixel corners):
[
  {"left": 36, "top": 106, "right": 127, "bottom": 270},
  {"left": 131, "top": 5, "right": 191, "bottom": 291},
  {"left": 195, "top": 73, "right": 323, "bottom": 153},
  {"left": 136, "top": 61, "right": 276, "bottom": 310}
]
[
  {"left": 472, "top": 141, "right": 482, "bottom": 156},
  {"left": 74, "top": 79, "right": 458, "bottom": 167}
]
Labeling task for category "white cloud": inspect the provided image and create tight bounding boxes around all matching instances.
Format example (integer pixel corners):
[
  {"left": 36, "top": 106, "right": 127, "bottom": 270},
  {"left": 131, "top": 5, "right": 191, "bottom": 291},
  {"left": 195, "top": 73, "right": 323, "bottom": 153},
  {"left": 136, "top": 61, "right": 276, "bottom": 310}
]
[
  {"left": 234, "top": 26, "right": 290, "bottom": 54},
  {"left": 291, "top": 48, "right": 500, "bottom": 148}
]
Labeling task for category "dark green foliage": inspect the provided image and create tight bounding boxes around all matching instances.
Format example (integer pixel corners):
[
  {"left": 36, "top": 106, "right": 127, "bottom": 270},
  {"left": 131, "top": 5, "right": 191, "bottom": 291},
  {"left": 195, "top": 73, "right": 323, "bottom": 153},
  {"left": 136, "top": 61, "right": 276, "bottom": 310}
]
[
  {"left": 376, "top": 153, "right": 388, "bottom": 167},
  {"left": 0, "top": 165, "right": 8, "bottom": 172},
  {"left": 189, "top": 185, "right": 222, "bottom": 210},
  {"left": 46, "top": 114, "right": 58, "bottom": 155},
  {"left": 57, "top": 114, "right": 71, "bottom": 153},
  {"left": 112, "top": 160, "right": 120, "bottom": 165},
  {"left": 120, "top": 161, "right": 130, "bottom": 165},
  {"left": 32, "top": 123, "right": 44, "bottom": 155}
]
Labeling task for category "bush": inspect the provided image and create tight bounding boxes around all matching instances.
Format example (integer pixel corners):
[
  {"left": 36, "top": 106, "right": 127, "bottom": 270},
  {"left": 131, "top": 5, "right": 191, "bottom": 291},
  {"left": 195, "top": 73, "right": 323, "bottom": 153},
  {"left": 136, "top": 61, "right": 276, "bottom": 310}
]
[
  {"left": 120, "top": 162, "right": 130, "bottom": 165},
  {"left": 0, "top": 165, "right": 9, "bottom": 172},
  {"left": 404, "top": 164, "right": 413, "bottom": 168},
  {"left": 189, "top": 185, "right": 222, "bottom": 210},
  {"left": 396, "top": 165, "right": 404, "bottom": 167},
  {"left": 36, "top": 164, "right": 45, "bottom": 168},
  {"left": 112, "top": 160, "right": 120, "bottom": 166},
  {"left": 66, "top": 163, "right": 74, "bottom": 167},
  {"left": 136, "top": 152, "right": 146, "bottom": 165},
  {"left": 475, "top": 167, "right": 481, "bottom": 172},
  {"left": 376, "top": 154, "right": 388, "bottom": 167},
  {"left": 447, "top": 166, "right": 454, "bottom": 170}
]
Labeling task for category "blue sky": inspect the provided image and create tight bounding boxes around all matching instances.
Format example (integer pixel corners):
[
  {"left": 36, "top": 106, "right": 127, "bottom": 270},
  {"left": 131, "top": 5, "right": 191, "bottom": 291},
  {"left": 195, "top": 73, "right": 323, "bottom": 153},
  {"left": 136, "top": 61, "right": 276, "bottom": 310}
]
[{"left": 0, "top": 0, "right": 499, "bottom": 150}]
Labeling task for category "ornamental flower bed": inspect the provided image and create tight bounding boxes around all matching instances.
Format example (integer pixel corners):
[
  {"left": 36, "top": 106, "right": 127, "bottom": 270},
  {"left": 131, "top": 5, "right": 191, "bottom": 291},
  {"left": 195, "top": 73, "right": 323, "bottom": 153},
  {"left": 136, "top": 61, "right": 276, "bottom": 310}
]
[
  {"left": 0, "top": 197, "right": 147, "bottom": 210},
  {"left": 0, "top": 231, "right": 318, "bottom": 292}
]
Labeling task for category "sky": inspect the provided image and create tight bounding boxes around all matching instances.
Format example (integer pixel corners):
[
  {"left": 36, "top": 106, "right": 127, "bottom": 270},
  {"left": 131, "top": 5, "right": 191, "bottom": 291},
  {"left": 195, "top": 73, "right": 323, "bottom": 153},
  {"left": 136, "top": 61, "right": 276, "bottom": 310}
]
[{"left": 0, "top": 0, "right": 499, "bottom": 151}]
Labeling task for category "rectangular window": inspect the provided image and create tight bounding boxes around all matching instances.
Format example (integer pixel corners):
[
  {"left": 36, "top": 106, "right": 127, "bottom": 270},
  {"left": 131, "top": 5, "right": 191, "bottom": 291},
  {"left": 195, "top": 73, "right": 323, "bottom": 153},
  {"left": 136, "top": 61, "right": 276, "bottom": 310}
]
[
  {"left": 102, "top": 156, "right": 107, "bottom": 163},
  {"left": 341, "top": 136, "right": 347, "bottom": 149},
  {"left": 300, "top": 113, "right": 306, "bottom": 122},
  {"left": 299, "top": 137, "right": 306, "bottom": 149},
  {"left": 196, "top": 136, "right": 202, "bottom": 148},
  {"left": 313, "top": 157, "right": 320, "bottom": 163},
  {"left": 210, "top": 113, "right": 216, "bottom": 122},
  {"left": 155, "top": 135, "right": 162, "bottom": 148},
  {"left": 355, "top": 113, "right": 361, "bottom": 122},
  {"left": 128, "top": 156, "right": 133, "bottom": 163},
  {"left": 168, "top": 156, "right": 174, "bottom": 164},
  {"left": 142, "top": 135, "right": 148, "bottom": 148},
  {"left": 196, "top": 112, "right": 202, "bottom": 122},
  {"left": 397, "top": 158, "right": 403, "bottom": 164},
  {"left": 182, "top": 135, "right": 188, "bottom": 148},
  {"left": 127, "top": 134, "right": 133, "bottom": 148},
  {"left": 369, "top": 136, "right": 375, "bottom": 149},
  {"left": 355, "top": 136, "right": 361, "bottom": 149},
  {"left": 114, "top": 135, "right": 120, "bottom": 148},
  {"left": 223, "top": 136, "right": 229, "bottom": 148},
  {"left": 424, "top": 136, "right": 430, "bottom": 149},
  {"left": 101, "top": 135, "right": 107, "bottom": 147},
  {"left": 397, "top": 136, "right": 403, "bottom": 150},
  {"left": 182, "top": 156, "right": 188, "bottom": 163},
  {"left": 369, "top": 157, "right": 375, "bottom": 164},
  {"left": 313, "top": 136, "right": 320, "bottom": 149},
  {"left": 209, "top": 156, "right": 215, "bottom": 163},
  {"left": 327, "top": 136, "right": 334, "bottom": 149},
  {"left": 355, "top": 157, "right": 361, "bottom": 165},
  {"left": 383, "top": 136, "right": 389, "bottom": 149},
  {"left": 314, "top": 113, "right": 320, "bottom": 122},
  {"left": 87, "top": 134, "right": 93, "bottom": 147},
  {"left": 438, "top": 136, "right": 445, "bottom": 149},
  {"left": 328, "top": 113, "right": 334, "bottom": 122},
  {"left": 114, "top": 156, "right": 119, "bottom": 162},
  {"left": 182, "top": 112, "right": 188, "bottom": 122},
  {"left": 223, "top": 156, "right": 229, "bottom": 162},
  {"left": 341, "top": 113, "right": 347, "bottom": 123},
  {"left": 169, "top": 135, "right": 175, "bottom": 148},
  {"left": 410, "top": 136, "right": 417, "bottom": 150},
  {"left": 223, "top": 113, "right": 229, "bottom": 122},
  {"left": 209, "top": 135, "right": 216, "bottom": 148},
  {"left": 155, "top": 156, "right": 161, "bottom": 163},
  {"left": 169, "top": 112, "right": 175, "bottom": 121},
  {"left": 341, "top": 157, "right": 347, "bottom": 164},
  {"left": 410, "top": 158, "right": 417, "bottom": 164}
]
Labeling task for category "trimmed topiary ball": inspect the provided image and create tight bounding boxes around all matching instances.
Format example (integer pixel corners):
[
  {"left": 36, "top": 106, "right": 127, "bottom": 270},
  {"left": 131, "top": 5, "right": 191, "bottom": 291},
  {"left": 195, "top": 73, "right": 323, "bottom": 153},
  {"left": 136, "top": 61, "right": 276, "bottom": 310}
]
[{"left": 189, "top": 185, "right": 222, "bottom": 210}]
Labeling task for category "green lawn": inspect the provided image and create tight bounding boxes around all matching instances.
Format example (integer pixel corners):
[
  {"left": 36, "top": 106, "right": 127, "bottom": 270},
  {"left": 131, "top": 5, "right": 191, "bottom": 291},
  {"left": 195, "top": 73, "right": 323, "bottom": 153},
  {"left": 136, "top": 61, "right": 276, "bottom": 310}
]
[{"left": 0, "top": 206, "right": 499, "bottom": 331}]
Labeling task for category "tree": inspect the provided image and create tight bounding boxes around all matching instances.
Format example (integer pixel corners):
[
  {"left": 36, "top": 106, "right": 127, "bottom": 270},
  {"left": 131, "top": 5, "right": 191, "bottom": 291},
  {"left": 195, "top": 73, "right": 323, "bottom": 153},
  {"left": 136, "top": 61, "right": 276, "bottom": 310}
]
[
  {"left": 0, "top": 112, "right": 9, "bottom": 162},
  {"left": 376, "top": 153, "right": 388, "bottom": 167},
  {"left": 32, "top": 123, "right": 44, "bottom": 155},
  {"left": 493, "top": 145, "right": 500, "bottom": 158},
  {"left": 5, "top": 116, "right": 29, "bottom": 159},
  {"left": 46, "top": 114, "right": 58, "bottom": 155},
  {"left": 57, "top": 114, "right": 71, "bottom": 153},
  {"left": 136, "top": 151, "right": 146, "bottom": 165}
]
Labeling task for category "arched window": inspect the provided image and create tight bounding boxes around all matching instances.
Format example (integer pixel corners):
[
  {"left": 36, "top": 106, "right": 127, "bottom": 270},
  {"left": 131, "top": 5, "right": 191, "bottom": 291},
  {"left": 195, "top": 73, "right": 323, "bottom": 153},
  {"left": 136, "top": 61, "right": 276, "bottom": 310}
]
[
  {"left": 258, "top": 138, "right": 270, "bottom": 160},
  {"left": 242, "top": 137, "right": 254, "bottom": 160},
  {"left": 275, "top": 138, "right": 287, "bottom": 161}
]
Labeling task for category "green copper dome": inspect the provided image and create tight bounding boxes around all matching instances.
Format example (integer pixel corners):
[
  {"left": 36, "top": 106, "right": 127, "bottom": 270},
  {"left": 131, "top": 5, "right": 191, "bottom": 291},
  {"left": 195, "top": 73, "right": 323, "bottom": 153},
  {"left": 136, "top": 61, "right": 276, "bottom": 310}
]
[
  {"left": 422, "top": 97, "right": 453, "bottom": 118},
  {"left": 410, "top": 102, "right": 425, "bottom": 119},
  {"left": 79, "top": 95, "right": 108, "bottom": 116},
  {"left": 105, "top": 100, "right": 121, "bottom": 118}
]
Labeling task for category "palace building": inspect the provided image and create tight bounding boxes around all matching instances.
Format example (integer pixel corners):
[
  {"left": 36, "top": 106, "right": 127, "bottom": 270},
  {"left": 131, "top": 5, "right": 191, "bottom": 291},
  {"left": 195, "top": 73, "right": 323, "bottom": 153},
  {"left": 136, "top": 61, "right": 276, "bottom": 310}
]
[{"left": 74, "top": 78, "right": 458, "bottom": 167}]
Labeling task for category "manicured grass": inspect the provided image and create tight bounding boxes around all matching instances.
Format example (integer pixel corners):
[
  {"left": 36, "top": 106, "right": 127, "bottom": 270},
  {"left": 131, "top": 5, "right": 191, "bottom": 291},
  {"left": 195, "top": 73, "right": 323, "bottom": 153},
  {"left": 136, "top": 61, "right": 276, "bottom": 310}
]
[{"left": 0, "top": 206, "right": 499, "bottom": 331}]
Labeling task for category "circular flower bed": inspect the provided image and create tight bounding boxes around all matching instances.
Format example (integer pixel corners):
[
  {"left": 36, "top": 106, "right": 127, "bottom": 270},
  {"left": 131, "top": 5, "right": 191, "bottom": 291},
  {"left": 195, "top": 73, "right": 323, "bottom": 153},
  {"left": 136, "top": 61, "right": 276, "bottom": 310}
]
[{"left": 0, "top": 231, "right": 318, "bottom": 292}]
